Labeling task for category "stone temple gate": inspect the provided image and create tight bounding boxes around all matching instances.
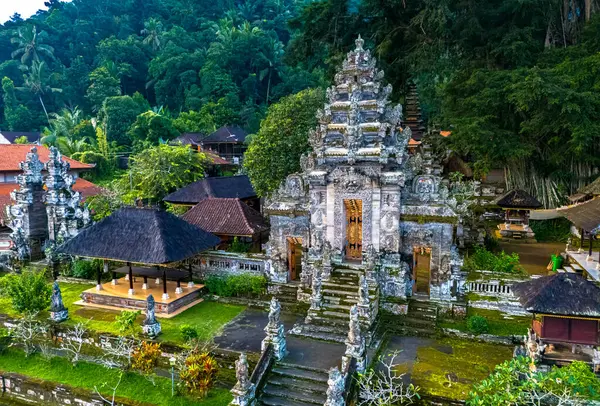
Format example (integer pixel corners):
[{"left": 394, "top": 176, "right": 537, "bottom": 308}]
[{"left": 265, "top": 36, "right": 466, "bottom": 307}]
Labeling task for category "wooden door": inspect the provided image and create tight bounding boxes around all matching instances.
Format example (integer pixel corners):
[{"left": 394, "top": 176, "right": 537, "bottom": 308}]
[
  {"left": 344, "top": 199, "right": 363, "bottom": 260},
  {"left": 413, "top": 247, "right": 431, "bottom": 295},
  {"left": 287, "top": 237, "right": 303, "bottom": 280}
]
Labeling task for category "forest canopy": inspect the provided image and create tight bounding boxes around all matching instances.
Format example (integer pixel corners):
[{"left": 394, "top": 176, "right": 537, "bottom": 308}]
[{"left": 0, "top": 0, "right": 598, "bottom": 205}]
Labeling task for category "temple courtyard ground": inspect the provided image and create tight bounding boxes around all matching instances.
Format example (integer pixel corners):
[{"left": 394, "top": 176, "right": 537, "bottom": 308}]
[
  {"left": 499, "top": 241, "right": 564, "bottom": 275},
  {"left": 382, "top": 335, "right": 514, "bottom": 402}
]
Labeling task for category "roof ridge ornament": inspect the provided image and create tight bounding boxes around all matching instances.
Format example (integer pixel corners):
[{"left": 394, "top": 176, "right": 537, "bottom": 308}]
[{"left": 355, "top": 34, "right": 364, "bottom": 51}]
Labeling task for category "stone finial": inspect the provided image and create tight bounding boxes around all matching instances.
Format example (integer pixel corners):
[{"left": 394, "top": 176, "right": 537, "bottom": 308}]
[
  {"left": 324, "top": 366, "right": 345, "bottom": 406},
  {"left": 262, "top": 297, "right": 286, "bottom": 360},
  {"left": 358, "top": 275, "right": 370, "bottom": 307},
  {"left": 49, "top": 281, "right": 68, "bottom": 322},
  {"left": 355, "top": 35, "right": 364, "bottom": 51},
  {"left": 142, "top": 295, "right": 161, "bottom": 337}
]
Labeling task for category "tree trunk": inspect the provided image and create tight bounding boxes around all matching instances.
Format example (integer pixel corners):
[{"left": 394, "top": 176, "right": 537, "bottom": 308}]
[
  {"left": 585, "top": 0, "right": 592, "bottom": 21},
  {"left": 38, "top": 94, "right": 50, "bottom": 125},
  {"left": 266, "top": 68, "right": 272, "bottom": 105}
]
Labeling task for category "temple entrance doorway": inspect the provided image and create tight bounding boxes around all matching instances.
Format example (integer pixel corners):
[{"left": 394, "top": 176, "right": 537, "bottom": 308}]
[
  {"left": 344, "top": 199, "right": 363, "bottom": 261},
  {"left": 413, "top": 247, "right": 431, "bottom": 295},
  {"left": 287, "top": 237, "right": 303, "bottom": 281}
]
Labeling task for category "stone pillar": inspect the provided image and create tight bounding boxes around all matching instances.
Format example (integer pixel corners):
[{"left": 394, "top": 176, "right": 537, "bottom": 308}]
[
  {"left": 162, "top": 268, "right": 169, "bottom": 300},
  {"left": 343, "top": 305, "right": 366, "bottom": 373},
  {"left": 142, "top": 295, "right": 161, "bottom": 337},
  {"left": 188, "top": 262, "right": 195, "bottom": 288},
  {"left": 142, "top": 275, "right": 148, "bottom": 290},
  {"left": 261, "top": 297, "right": 287, "bottom": 361},
  {"left": 357, "top": 275, "right": 372, "bottom": 324},
  {"left": 128, "top": 263, "right": 134, "bottom": 296},
  {"left": 49, "top": 281, "right": 68, "bottom": 322},
  {"left": 229, "top": 353, "right": 256, "bottom": 406},
  {"left": 324, "top": 367, "right": 345, "bottom": 406}
]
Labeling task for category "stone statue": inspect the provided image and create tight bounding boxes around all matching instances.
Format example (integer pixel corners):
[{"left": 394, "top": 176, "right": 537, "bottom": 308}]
[
  {"left": 235, "top": 352, "right": 251, "bottom": 391},
  {"left": 309, "top": 270, "right": 322, "bottom": 310},
  {"left": 261, "top": 297, "right": 286, "bottom": 360},
  {"left": 347, "top": 305, "right": 362, "bottom": 346},
  {"left": 358, "top": 275, "right": 370, "bottom": 307},
  {"left": 142, "top": 295, "right": 161, "bottom": 337},
  {"left": 230, "top": 352, "right": 256, "bottom": 406},
  {"left": 324, "top": 367, "right": 345, "bottom": 406},
  {"left": 49, "top": 281, "right": 68, "bottom": 322}
]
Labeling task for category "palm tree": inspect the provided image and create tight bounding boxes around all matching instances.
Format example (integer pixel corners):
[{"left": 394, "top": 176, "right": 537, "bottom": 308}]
[
  {"left": 257, "top": 38, "right": 284, "bottom": 104},
  {"left": 141, "top": 18, "right": 164, "bottom": 52},
  {"left": 50, "top": 107, "right": 82, "bottom": 138},
  {"left": 56, "top": 136, "right": 94, "bottom": 157},
  {"left": 11, "top": 25, "right": 55, "bottom": 65},
  {"left": 17, "top": 61, "right": 62, "bottom": 124}
]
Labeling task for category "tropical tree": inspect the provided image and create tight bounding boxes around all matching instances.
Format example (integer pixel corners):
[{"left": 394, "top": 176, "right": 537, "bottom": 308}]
[
  {"left": 141, "top": 18, "right": 164, "bottom": 52},
  {"left": 116, "top": 144, "right": 207, "bottom": 203},
  {"left": 41, "top": 107, "right": 83, "bottom": 145},
  {"left": 56, "top": 136, "right": 94, "bottom": 157},
  {"left": 244, "top": 88, "right": 324, "bottom": 196},
  {"left": 1, "top": 77, "right": 33, "bottom": 131},
  {"left": 86, "top": 66, "right": 121, "bottom": 113},
  {"left": 17, "top": 61, "right": 62, "bottom": 124},
  {"left": 10, "top": 25, "right": 55, "bottom": 65}
]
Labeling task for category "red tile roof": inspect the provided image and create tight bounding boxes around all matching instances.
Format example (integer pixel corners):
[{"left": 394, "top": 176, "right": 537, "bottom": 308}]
[
  {"left": 0, "top": 178, "right": 103, "bottom": 227},
  {"left": 182, "top": 198, "right": 269, "bottom": 236},
  {"left": 440, "top": 130, "right": 452, "bottom": 137},
  {"left": 0, "top": 145, "right": 93, "bottom": 172},
  {"left": 203, "top": 150, "right": 230, "bottom": 165}
]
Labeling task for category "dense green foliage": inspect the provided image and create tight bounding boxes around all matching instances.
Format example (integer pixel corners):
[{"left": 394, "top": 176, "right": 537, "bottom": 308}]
[
  {"left": 529, "top": 218, "right": 573, "bottom": 242},
  {"left": 68, "top": 259, "right": 102, "bottom": 279},
  {"left": 464, "top": 247, "right": 523, "bottom": 275},
  {"left": 205, "top": 273, "right": 267, "bottom": 297},
  {"left": 0, "top": 269, "right": 51, "bottom": 314},
  {"left": 466, "top": 315, "right": 489, "bottom": 335},
  {"left": 468, "top": 357, "right": 600, "bottom": 405},
  {"left": 115, "top": 144, "right": 206, "bottom": 204},
  {"left": 244, "top": 88, "right": 325, "bottom": 196}
]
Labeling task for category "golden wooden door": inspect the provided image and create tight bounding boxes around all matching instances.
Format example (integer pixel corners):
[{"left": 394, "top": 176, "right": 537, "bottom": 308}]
[{"left": 344, "top": 199, "right": 363, "bottom": 260}]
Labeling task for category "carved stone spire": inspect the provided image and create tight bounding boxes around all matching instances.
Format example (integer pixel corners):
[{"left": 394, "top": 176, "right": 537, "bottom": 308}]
[
  {"left": 44, "top": 147, "right": 90, "bottom": 244},
  {"left": 6, "top": 147, "right": 46, "bottom": 261}
]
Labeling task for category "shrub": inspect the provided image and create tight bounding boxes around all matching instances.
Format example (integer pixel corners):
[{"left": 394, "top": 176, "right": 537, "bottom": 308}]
[
  {"left": 0, "top": 269, "right": 51, "bottom": 314},
  {"left": 467, "top": 315, "right": 489, "bottom": 335},
  {"left": 115, "top": 310, "right": 141, "bottom": 336},
  {"left": 204, "top": 273, "right": 267, "bottom": 297},
  {"left": 180, "top": 325, "right": 199, "bottom": 342},
  {"left": 463, "top": 247, "right": 523, "bottom": 275},
  {"left": 179, "top": 352, "right": 218, "bottom": 398},
  {"left": 71, "top": 259, "right": 102, "bottom": 279},
  {"left": 529, "top": 218, "right": 572, "bottom": 242},
  {"left": 228, "top": 237, "right": 251, "bottom": 253},
  {"left": 132, "top": 341, "right": 161, "bottom": 376}
]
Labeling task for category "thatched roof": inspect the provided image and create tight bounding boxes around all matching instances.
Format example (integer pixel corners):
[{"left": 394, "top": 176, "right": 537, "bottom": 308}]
[
  {"left": 558, "top": 197, "right": 600, "bottom": 232},
  {"left": 182, "top": 198, "right": 269, "bottom": 236},
  {"left": 493, "top": 189, "right": 542, "bottom": 209},
  {"left": 58, "top": 208, "right": 220, "bottom": 264},
  {"left": 163, "top": 175, "right": 255, "bottom": 205},
  {"left": 512, "top": 273, "right": 600, "bottom": 318},
  {"left": 578, "top": 176, "right": 600, "bottom": 197}
]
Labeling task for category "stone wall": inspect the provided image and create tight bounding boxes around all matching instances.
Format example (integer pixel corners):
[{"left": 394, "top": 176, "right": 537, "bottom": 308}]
[
  {"left": 0, "top": 372, "right": 107, "bottom": 405},
  {"left": 192, "top": 251, "right": 269, "bottom": 280}
]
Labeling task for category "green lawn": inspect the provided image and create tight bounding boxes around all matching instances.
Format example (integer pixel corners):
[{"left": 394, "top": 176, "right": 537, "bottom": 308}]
[
  {"left": 2, "top": 281, "right": 245, "bottom": 346},
  {"left": 439, "top": 308, "right": 530, "bottom": 337},
  {"left": 0, "top": 348, "right": 232, "bottom": 406}
]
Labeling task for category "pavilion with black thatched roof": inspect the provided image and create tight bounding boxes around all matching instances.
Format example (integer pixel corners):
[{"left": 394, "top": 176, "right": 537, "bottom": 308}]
[
  {"left": 494, "top": 189, "right": 542, "bottom": 241},
  {"left": 58, "top": 207, "right": 220, "bottom": 315},
  {"left": 513, "top": 273, "right": 600, "bottom": 349}
]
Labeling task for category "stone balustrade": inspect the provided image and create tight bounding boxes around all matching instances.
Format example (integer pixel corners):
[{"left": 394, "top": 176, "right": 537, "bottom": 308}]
[
  {"left": 192, "top": 251, "right": 268, "bottom": 279},
  {"left": 467, "top": 281, "right": 513, "bottom": 297}
]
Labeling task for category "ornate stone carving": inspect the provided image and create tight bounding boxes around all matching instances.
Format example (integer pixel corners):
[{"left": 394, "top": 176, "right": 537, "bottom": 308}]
[
  {"left": 50, "top": 281, "right": 68, "bottom": 322},
  {"left": 309, "top": 269, "right": 322, "bottom": 311},
  {"left": 324, "top": 367, "right": 345, "bottom": 406},
  {"left": 142, "top": 295, "right": 161, "bottom": 337},
  {"left": 262, "top": 298, "right": 287, "bottom": 360},
  {"left": 344, "top": 305, "right": 366, "bottom": 373}
]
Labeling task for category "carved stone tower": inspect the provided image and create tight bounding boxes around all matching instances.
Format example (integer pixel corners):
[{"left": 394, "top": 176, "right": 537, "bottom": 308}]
[{"left": 5, "top": 147, "right": 47, "bottom": 260}]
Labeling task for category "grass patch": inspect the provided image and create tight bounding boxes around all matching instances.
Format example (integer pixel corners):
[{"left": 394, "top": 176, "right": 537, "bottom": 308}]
[
  {"left": 439, "top": 308, "right": 530, "bottom": 336},
  {"left": 410, "top": 337, "right": 513, "bottom": 401},
  {"left": 1, "top": 281, "right": 245, "bottom": 346},
  {"left": 0, "top": 348, "right": 231, "bottom": 405}
]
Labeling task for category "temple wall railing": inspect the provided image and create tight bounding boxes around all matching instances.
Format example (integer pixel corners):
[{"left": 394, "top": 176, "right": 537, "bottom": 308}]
[
  {"left": 192, "top": 250, "right": 269, "bottom": 280},
  {"left": 466, "top": 281, "right": 514, "bottom": 297}
]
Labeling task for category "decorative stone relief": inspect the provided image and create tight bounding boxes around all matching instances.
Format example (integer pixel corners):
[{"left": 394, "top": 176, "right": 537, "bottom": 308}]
[
  {"left": 344, "top": 305, "right": 366, "bottom": 373},
  {"left": 324, "top": 367, "right": 345, "bottom": 406}
]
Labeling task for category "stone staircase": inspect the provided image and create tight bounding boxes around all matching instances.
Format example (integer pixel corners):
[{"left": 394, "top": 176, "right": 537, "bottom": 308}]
[
  {"left": 257, "top": 361, "right": 329, "bottom": 406},
  {"left": 269, "top": 281, "right": 309, "bottom": 314},
  {"left": 384, "top": 298, "right": 438, "bottom": 336},
  {"left": 291, "top": 266, "right": 377, "bottom": 343}
]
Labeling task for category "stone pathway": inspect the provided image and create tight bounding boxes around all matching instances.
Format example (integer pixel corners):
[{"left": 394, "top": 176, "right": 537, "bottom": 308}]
[{"left": 214, "top": 308, "right": 301, "bottom": 353}]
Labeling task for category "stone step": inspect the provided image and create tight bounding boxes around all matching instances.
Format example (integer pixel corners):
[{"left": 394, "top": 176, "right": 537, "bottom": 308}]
[
  {"left": 299, "top": 322, "right": 348, "bottom": 336},
  {"left": 271, "top": 365, "right": 329, "bottom": 383},
  {"left": 259, "top": 393, "right": 320, "bottom": 406},
  {"left": 290, "top": 327, "right": 347, "bottom": 344},
  {"left": 398, "top": 316, "right": 437, "bottom": 328},
  {"left": 323, "top": 303, "right": 353, "bottom": 311},
  {"left": 322, "top": 295, "right": 361, "bottom": 306},
  {"left": 332, "top": 268, "right": 363, "bottom": 276},
  {"left": 267, "top": 375, "right": 327, "bottom": 395},
  {"left": 323, "top": 310, "right": 351, "bottom": 319},
  {"left": 309, "top": 315, "right": 348, "bottom": 328},
  {"left": 262, "top": 384, "right": 326, "bottom": 405}
]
